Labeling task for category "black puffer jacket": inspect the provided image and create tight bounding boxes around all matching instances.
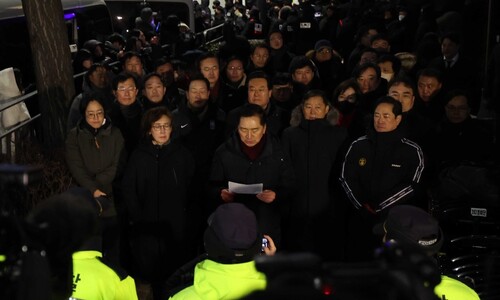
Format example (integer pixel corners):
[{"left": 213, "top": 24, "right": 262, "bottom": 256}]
[
  {"left": 281, "top": 107, "right": 347, "bottom": 217},
  {"left": 209, "top": 133, "right": 295, "bottom": 240}
]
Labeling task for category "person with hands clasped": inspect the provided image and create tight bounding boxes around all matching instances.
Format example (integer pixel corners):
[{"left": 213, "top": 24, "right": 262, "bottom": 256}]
[{"left": 210, "top": 104, "right": 295, "bottom": 247}]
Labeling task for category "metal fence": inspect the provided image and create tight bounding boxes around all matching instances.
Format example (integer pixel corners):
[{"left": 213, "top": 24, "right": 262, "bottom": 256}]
[{"left": 0, "top": 24, "right": 225, "bottom": 163}]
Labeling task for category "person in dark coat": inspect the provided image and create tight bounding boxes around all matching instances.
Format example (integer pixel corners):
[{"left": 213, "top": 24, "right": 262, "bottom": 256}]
[
  {"left": 267, "top": 29, "right": 294, "bottom": 73},
  {"left": 210, "top": 104, "right": 295, "bottom": 246},
  {"left": 172, "top": 75, "right": 226, "bottom": 250},
  {"left": 289, "top": 56, "right": 322, "bottom": 103},
  {"left": 427, "top": 32, "right": 479, "bottom": 113},
  {"left": 109, "top": 72, "right": 144, "bottom": 155},
  {"left": 353, "top": 62, "right": 389, "bottom": 115},
  {"left": 226, "top": 71, "right": 290, "bottom": 138},
  {"left": 281, "top": 90, "right": 347, "bottom": 259},
  {"left": 311, "top": 39, "right": 345, "bottom": 96},
  {"left": 340, "top": 97, "right": 424, "bottom": 261},
  {"left": 65, "top": 92, "right": 126, "bottom": 266},
  {"left": 432, "top": 90, "right": 494, "bottom": 168},
  {"left": 331, "top": 78, "right": 369, "bottom": 141},
  {"left": 121, "top": 107, "right": 195, "bottom": 299},
  {"left": 219, "top": 56, "right": 247, "bottom": 113}
]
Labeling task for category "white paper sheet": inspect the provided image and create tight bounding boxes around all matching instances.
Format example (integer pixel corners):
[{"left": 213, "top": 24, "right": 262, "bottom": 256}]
[{"left": 228, "top": 181, "right": 263, "bottom": 194}]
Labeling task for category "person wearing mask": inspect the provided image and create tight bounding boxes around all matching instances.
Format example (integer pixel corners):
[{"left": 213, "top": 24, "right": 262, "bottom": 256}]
[
  {"left": 340, "top": 96, "right": 424, "bottom": 261},
  {"left": 210, "top": 104, "right": 295, "bottom": 245},
  {"left": 331, "top": 78, "right": 367, "bottom": 140},
  {"left": 121, "top": 107, "right": 195, "bottom": 299},
  {"left": 281, "top": 90, "right": 347, "bottom": 258}
]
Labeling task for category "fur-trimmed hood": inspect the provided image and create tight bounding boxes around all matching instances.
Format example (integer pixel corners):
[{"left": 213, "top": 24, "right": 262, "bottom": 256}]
[{"left": 289, "top": 105, "right": 340, "bottom": 127}]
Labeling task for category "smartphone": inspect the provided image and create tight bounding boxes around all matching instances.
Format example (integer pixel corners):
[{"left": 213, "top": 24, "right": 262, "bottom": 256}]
[{"left": 261, "top": 237, "right": 268, "bottom": 252}]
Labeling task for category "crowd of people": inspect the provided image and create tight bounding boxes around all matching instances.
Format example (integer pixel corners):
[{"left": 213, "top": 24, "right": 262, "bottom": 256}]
[{"left": 60, "top": 0, "right": 499, "bottom": 299}]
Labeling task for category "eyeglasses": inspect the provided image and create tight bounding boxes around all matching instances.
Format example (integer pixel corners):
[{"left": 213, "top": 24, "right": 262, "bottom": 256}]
[
  {"left": 202, "top": 66, "right": 218, "bottom": 72},
  {"left": 116, "top": 86, "right": 136, "bottom": 93},
  {"left": 152, "top": 124, "right": 172, "bottom": 131},
  {"left": 317, "top": 48, "right": 332, "bottom": 54},
  {"left": 86, "top": 111, "right": 104, "bottom": 119}
]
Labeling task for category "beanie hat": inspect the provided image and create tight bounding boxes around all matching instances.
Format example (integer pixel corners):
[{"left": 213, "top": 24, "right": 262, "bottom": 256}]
[
  {"left": 204, "top": 203, "right": 261, "bottom": 263},
  {"left": 314, "top": 39, "right": 332, "bottom": 52},
  {"left": 373, "top": 205, "right": 444, "bottom": 256}
]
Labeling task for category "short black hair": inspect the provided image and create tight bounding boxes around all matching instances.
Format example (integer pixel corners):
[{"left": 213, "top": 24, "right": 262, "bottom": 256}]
[
  {"left": 375, "top": 96, "right": 403, "bottom": 117},
  {"left": 246, "top": 71, "right": 271, "bottom": 89},
  {"left": 239, "top": 103, "right": 266, "bottom": 126},
  {"left": 189, "top": 74, "right": 210, "bottom": 90},
  {"left": 377, "top": 54, "right": 402, "bottom": 75},
  {"left": 444, "top": 89, "right": 469, "bottom": 106},
  {"left": 153, "top": 57, "right": 173, "bottom": 71},
  {"left": 121, "top": 51, "right": 143, "bottom": 66},
  {"left": 417, "top": 68, "right": 443, "bottom": 83},
  {"left": 143, "top": 72, "right": 164, "bottom": 85},
  {"left": 440, "top": 31, "right": 461, "bottom": 45},
  {"left": 302, "top": 89, "right": 329, "bottom": 106},
  {"left": 196, "top": 52, "right": 219, "bottom": 71},
  {"left": 388, "top": 75, "right": 416, "bottom": 94},
  {"left": 353, "top": 62, "right": 381, "bottom": 79},
  {"left": 79, "top": 92, "right": 108, "bottom": 116},
  {"left": 112, "top": 72, "right": 138, "bottom": 90}
]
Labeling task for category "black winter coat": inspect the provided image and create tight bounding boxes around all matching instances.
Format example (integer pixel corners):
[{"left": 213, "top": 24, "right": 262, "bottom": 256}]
[
  {"left": 210, "top": 134, "right": 295, "bottom": 239},
  {"left": 121, "top": 139, "right": 195, "bottom": 280},
  {"left": 282, "top": 117, "right": 347, "bottom": 217}
]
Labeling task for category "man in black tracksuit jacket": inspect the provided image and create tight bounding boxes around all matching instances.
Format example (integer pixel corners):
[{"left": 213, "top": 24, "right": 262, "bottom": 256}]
[{"left": 339, "top": 96, "right": 424, "bottom": 261}]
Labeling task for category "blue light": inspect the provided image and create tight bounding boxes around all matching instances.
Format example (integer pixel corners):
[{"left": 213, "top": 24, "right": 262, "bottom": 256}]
[{"left": 64, "top": 13, "right": 76, "bottom": 20}]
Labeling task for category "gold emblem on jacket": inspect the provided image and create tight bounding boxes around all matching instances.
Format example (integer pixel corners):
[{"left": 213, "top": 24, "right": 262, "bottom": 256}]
[{"left": 359, "top": 158, "right": 367, "bottom": 166}]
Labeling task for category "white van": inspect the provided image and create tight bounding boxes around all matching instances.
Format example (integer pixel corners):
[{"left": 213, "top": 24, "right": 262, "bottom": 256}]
[{"left": 0, "top": 0, "right": 114, "bottom": 84}]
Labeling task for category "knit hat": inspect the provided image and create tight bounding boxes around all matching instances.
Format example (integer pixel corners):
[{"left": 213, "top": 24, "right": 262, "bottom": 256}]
[
  {"left": 204, "top": 203, "right": 261, "bottom": 263},
  {"left": 373, "top": 205, "right": 444, "bottom": 256},
  {"left": 314, "top": 39, "right": 332, "bottom": 52}
]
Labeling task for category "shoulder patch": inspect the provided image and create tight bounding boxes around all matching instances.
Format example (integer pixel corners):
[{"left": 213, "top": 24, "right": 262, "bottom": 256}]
[{"left": 358, "top": 158, "right": 367, "bottom": 166}]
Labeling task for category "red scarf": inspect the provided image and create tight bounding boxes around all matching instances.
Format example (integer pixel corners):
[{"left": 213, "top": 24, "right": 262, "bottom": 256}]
[{"left": 240, "top": 135, "right": 266, "bottom": 161}]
